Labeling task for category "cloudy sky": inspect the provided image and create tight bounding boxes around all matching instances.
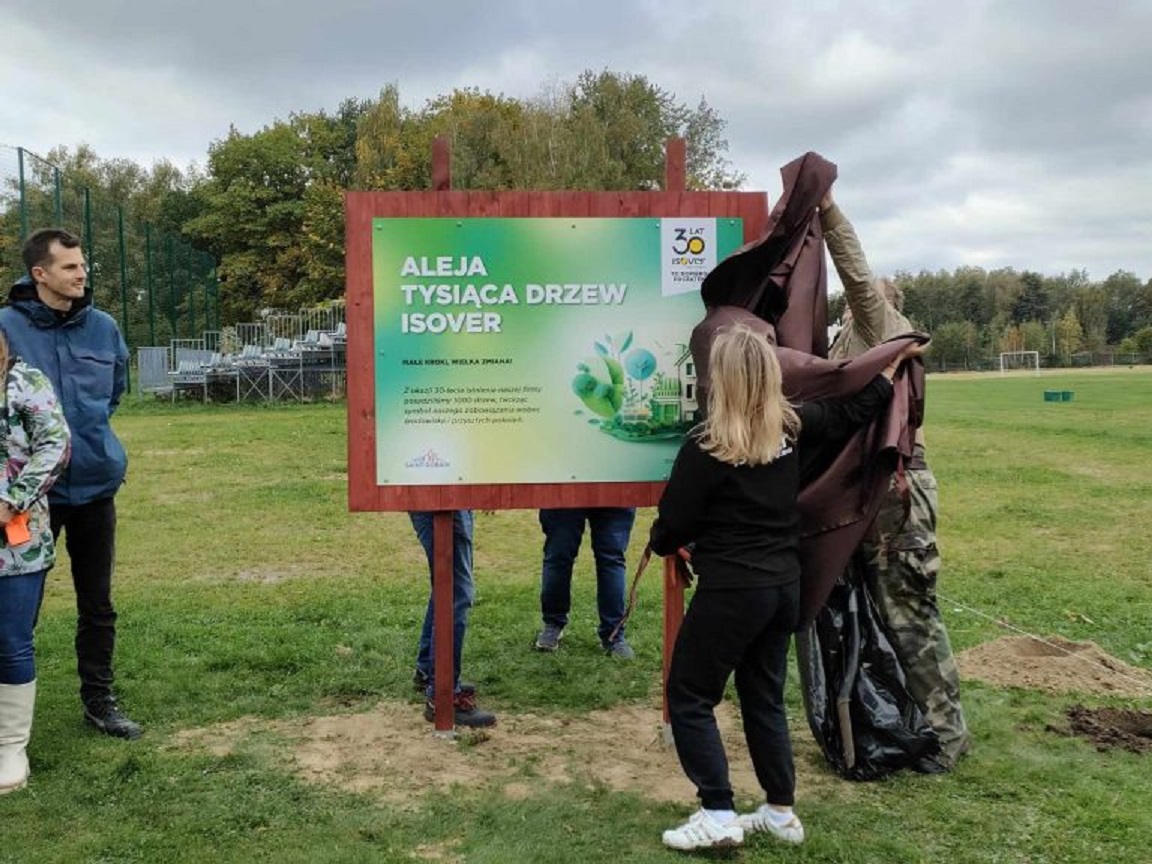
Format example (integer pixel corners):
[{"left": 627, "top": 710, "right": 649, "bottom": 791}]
[{"left": 2, "top": 0, "right": 1149, "bottom": 282}]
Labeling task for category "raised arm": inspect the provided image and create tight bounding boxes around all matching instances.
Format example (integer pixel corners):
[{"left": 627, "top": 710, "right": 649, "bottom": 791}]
[{"left": 821, "top": 191, "right": 896, "bottom": 347}]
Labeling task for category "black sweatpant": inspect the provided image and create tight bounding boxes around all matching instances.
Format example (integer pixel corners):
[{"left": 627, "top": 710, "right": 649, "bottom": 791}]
[
  {"left": 667, "top": 581, "right": 800, "bottom": 811},
  {"left": 50, "top": 497, "right": 119, "bottom": 708}
]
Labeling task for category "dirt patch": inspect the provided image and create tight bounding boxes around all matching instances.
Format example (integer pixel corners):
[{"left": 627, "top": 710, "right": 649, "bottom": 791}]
[
  {"left": 957, "top": 636, "right": 1152, "bottom": 698},
  {"left": 174, "top": 699, "right": 852, "bottom": 806},
  {"left": 1057, "top": 705, "right": 1152, "bottom": 753}
]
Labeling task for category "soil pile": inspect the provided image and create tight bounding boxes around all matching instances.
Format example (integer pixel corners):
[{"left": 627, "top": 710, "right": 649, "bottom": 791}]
[{"left": 957, "top": 635, "right": 1152, "bottom": 698}]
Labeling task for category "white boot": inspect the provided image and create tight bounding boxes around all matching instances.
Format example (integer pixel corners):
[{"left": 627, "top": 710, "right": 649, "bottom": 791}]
[{"left": 0, "top": 680, "right": 36, "bottom": 794}]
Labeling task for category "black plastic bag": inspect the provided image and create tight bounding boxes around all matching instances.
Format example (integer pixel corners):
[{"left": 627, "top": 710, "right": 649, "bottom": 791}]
[{"left": 795, "top": 562, "right": 940, "bottom": 780}]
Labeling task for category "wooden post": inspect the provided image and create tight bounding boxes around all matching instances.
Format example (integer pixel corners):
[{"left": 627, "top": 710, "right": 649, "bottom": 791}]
[
  {"left": 665, "top": 137, "right": 687, "bottom": 193},
  {"left": 432, "top": 137, "right": 452, "bottom": 192},
  {"left": 431, "top": 511, "right": 456, "bottom": 734}
]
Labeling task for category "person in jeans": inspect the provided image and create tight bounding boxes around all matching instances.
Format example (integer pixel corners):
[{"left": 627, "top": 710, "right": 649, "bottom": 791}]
[
  {"left": 651, "top": 325, "right": 924, "bottom": 852},
  {"left": 409, "top": 510, "right": 495, "bottom": 728},
  {"left": 0, "top": 228, "right": 140, "bottom": 739},
  {"left": 0, "top": 331, "right": 71, "bottom": 794},
  {"left": 534, "top": 507, "right": 636, "bottom": 658}
]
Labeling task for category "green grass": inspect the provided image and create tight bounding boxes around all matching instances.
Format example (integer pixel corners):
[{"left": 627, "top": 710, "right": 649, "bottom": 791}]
[{"left": 2, "top": 369, "right": 1150, "bottom": 863}]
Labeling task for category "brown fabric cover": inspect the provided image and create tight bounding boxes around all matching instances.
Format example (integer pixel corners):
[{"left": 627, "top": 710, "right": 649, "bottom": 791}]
[
  {"left": 691, "top": 151, "right": 926, "bottom": 623},
  {"left": 701, "top": 151, "right": 837, "bottom": 356}
]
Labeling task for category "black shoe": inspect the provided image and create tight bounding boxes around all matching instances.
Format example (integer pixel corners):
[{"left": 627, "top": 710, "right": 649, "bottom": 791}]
[
  {"left": 84, "top": 700, "right": 143, "bottom": 740},
  {"left": 423, "top": 692, "right": 497, "bottom": 728},
  {"left": 412, "top": 668, "right": 475, "bottom": 695}
]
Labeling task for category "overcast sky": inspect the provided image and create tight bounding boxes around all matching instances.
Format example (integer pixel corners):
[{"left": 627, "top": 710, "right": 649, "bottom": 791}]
[{"left": 2, "top": 0, "right": 1149, "bottom": 283}]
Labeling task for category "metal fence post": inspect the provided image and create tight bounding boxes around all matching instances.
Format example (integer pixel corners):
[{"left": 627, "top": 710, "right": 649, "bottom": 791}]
[
  {"left": 16, "top": 147, "right": 28, "bottom": 243},
  {"left": 84, "top": 187, "right": 95, "bottom": 296},
  {"left": 146, "top": 223, "right": 156, "bottom": 346},
  {"left": 167, "top": 234, "right": 177, "bottom": 340},
  {"left": 118, "top": 207, "right": 132, "bottom": 393},
  {"left": 53, "top": 166, "right": 62, "bottom": 225}
]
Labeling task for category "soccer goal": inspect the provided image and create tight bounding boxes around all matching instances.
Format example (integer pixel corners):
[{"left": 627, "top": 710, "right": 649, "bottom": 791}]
[{"left": 999, "top": 350, "right": 1040, "bottom": 375}]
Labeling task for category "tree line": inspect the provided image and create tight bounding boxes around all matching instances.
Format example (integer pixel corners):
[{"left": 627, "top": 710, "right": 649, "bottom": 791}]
[{"left": 864, "top": 267, "right": 1152, "bottom": 369}]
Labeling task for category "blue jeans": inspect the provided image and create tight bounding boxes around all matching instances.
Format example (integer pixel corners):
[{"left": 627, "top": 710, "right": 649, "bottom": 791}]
[
  {"left": 539, "top": 508, "right": 635, "bottom": 642},
  {"left": 0, "top": 571, "right": 47, "bottom": 685},
  {"left": 410, "top": 511, "right": 474, "bottom": 694}
]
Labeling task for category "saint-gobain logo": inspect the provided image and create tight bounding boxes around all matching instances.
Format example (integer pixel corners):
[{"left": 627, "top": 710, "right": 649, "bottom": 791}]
[{"left": 406, "top": 448, "right": 450, "bottom": 468}]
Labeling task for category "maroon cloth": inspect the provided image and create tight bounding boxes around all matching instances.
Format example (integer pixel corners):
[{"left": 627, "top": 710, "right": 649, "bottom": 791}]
[
  {"left": 693, "top": 151, "right": 926, "bottom": 624},
  {"left": 701, "top": 152, "right": 837, "bottom": 356},
  {"left": 689, "top": 306, "right": 775, "bottom": 414},
  {"left": 779, "top": 343, "right": 925, "bottom": 624}
]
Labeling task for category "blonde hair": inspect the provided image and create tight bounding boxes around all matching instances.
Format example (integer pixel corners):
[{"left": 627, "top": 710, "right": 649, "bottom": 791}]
[{"left": 699, "top": 325, "right": 801, "bottom": 466}]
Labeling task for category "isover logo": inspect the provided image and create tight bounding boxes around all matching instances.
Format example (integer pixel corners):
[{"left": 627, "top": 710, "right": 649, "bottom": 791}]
[
  {"left": 661, "top": 218, "right": 717, "bottom": 297},
  {"left": 670, "top": 226, "right": 708, "bottom": 265},
  {"left": 406, "top": 448, "right": 450, "bottom": 469}
]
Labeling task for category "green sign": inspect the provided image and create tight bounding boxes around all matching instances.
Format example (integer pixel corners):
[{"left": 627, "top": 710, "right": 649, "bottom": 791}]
[{"left": 373, "top": 217, "right": 744, "bottom": 485}]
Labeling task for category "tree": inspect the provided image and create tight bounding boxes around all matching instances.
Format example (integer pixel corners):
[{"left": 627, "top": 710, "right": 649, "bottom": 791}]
[
  {"left": 1055, "top": 308, "right": 1084, "bottom": 362},
  {"left": 1012, "top": 271, "right": 1049, "bottom": 324},
  {"left": 932, "top": 320, "right": 979, "bottom": 370},
  {"left": 187, "top": 102, "right": 370, "bottom": 320},
  {"left": 1100, "top": 269, "right": 1144, "bottom": 344}
]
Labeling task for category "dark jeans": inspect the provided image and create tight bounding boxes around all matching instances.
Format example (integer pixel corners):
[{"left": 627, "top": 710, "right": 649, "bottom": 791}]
[
  {"left": 410, "top": 511, "right": 474, "bottom": 694},
  {"left": 539, "top": 508, "right": 635, "bottom": 642},
  {"left": 0, "top": 570, "right": 47, "bottom": 685},
  {"left": 667, "top": 582, "right": 800, "bottom": 811},
  {"left": 50, "top": 497, "right": 118, "bottom": 708}
]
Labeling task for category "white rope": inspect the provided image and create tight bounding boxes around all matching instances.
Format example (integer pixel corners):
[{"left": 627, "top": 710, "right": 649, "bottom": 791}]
[{"left": 938, "top": 591, "right": 1152, "bottom": 698}]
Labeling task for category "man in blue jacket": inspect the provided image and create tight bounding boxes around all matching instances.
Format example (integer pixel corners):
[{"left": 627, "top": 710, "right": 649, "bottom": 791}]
[{"left": 0, "top": 228, "right": 141, "bottom": 739}]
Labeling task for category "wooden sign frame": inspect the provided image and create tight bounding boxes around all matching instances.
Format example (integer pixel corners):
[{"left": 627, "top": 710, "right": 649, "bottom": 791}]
[{"left": 345, "top": 139, "right": 770, "bottom": 731}]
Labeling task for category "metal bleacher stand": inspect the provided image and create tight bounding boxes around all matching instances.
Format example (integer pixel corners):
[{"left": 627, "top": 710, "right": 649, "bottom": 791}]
[{"left": 137, "top": 307, "right": 347, "bottom": 403}]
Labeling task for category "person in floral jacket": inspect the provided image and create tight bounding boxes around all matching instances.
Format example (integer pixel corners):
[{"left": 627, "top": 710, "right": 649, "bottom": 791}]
[{"left": 0, "top": 332, "right": 70, "bottom": 795}]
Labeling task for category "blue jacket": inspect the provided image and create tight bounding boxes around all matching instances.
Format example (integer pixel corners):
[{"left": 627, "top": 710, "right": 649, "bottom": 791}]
[{"left": 0, "top": 276, "right": 128, "bottom": 505}]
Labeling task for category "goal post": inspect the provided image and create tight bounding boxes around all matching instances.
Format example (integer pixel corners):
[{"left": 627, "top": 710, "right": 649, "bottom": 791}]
[{"left": 999, "top": 350, "right": 1040, "bottom": 375}]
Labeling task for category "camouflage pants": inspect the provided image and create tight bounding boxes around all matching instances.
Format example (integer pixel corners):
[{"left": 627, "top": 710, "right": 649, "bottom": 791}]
[{"left": 863, "top": 459, "right": 970, "bottom": 763}]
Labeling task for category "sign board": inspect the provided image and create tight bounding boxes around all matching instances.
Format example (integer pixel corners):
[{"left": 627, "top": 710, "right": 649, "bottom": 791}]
[{"left": 371, "top": 217, "right": 744, "bottom": 486}]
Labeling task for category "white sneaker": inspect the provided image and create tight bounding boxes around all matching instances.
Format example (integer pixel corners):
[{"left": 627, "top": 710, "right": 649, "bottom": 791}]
[
  {"left": 662, "top": 809, "right": 744, "bottom": 851},
  {"left": 735, "top": 804, "right": 805, "bottom": 845}
]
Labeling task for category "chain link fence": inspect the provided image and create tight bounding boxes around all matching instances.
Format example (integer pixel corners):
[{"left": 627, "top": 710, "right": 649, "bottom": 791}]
[{"left": 0, "top": 144, "right": 219, "bottom": 353}]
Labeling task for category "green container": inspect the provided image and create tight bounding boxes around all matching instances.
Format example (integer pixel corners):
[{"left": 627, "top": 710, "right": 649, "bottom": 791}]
[
  {"left": 1061, "top": 391, "right": 1074, "bottom": 401},
  {"left": 1044, "top": 390, "right": 1060, "bottom": 402}
]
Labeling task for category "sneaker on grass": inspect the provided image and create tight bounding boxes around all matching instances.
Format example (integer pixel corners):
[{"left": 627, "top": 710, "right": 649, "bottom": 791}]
[
  {"left": 83, "top": 699, "right": 143, "bottom": 740},
  {"left": 601, "top": 636, "right": 635, "bottom": 660},
  {"left": 662, "top": 809, "right": 743, "bottom": 851},
  {"left": 534, "top": 623, "right": 565, "bottom": 652},
  {"left": 735, "top": 804, "right": 804, "bottom": 845}
]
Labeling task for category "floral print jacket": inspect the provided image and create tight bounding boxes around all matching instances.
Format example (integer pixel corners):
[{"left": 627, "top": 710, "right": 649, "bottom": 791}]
[{"left": 0, "top": 360, "right": 70, "bottom": 576}]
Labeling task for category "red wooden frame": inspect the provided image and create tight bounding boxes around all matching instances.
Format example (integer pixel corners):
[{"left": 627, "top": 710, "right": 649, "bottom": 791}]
[{"left": 346, "top": 197, "right": 768, "bottom": 512}]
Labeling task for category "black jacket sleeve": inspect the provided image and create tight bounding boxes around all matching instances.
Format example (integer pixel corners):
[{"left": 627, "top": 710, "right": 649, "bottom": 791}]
[
  {"left": 650, "top": 439, "right": 718, "bottom": 556},
  {"left": 797, "top": 374, "right": 893, "bottom": 445}
]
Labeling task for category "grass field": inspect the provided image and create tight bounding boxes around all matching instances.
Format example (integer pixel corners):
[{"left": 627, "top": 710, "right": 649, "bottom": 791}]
[{"left": 1, "top": 368, "right": 1150, "bottom": 863}]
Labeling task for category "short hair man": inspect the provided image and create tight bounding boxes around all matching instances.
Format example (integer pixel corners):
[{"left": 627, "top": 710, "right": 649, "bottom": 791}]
[
  {"left": 822, "top": 192, "right": 969, "bottom": 768},
  {"left": 0, "top": 228, "right": 141, "bottom": 738}
]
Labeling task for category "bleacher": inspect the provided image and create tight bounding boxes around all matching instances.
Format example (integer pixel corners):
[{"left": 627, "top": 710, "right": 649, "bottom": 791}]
[{"left": 138, "top": 305, "right": 347, "bottom": 402}]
